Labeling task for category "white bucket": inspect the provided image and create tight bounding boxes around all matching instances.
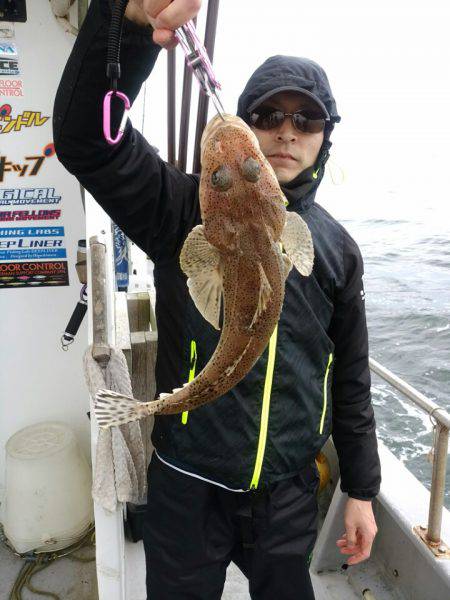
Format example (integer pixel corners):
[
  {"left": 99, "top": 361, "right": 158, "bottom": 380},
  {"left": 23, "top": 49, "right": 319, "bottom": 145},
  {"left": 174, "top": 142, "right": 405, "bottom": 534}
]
[{"left": 2, "top": 421, "right": 94, "bottom": 553}]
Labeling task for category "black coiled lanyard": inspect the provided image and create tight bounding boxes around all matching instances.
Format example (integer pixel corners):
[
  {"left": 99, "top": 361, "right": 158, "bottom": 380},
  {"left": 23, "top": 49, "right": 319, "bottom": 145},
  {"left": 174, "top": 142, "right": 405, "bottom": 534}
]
[{"left": 103, "top": 0, "right": 130, "bottom": 145}]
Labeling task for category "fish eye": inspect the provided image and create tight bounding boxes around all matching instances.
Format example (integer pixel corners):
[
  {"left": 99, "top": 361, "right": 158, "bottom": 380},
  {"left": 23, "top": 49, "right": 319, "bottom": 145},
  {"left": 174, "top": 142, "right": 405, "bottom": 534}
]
[
  {"left": 241, "top": 157, "right": 261, "bottom": 182},
  {"left": 211, "top": 165, "right": 233, "bottom": 191}
]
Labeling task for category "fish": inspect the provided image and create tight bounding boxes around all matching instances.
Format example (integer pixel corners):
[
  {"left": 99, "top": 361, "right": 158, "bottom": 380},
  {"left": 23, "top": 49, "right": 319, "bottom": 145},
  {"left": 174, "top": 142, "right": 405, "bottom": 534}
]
[{"left": 94, "top": 114, "right": 314, "bottom": 428}]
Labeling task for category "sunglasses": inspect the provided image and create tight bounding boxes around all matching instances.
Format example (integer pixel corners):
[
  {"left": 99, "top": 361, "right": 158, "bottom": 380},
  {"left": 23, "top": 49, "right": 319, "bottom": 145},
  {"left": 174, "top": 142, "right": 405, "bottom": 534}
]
[{"left": 249, "top": 108, "right": 329, "bottom": 134}]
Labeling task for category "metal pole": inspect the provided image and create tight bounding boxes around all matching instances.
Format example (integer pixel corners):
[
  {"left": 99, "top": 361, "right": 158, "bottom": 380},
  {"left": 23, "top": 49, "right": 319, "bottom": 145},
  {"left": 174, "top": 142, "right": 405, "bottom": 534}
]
[
  {"left": 370, "top": 357, "right": 450, "bottom": 553},
  {"left": 89, "top": 236, "right": 111, "bottom": 366},
  {"left": 192, "top": 0, "right": 221, "bottom": 173},
  {"left": 369, "top": 358, "right": 450, "bottom": 429},
  {"left": 167, "top": 48, "right": 176, "bottom": 165},
  {"left": 178, "top": 17, "right": 197, "bottom": 172},
  {"left": 427, "top": 424, "right": 449, "bottom": 543}
]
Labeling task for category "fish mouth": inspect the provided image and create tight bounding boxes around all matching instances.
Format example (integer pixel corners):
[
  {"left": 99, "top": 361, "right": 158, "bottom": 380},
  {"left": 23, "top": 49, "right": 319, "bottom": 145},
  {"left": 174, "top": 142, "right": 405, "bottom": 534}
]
[
  {"left": 200, "top": 114, "right": 260, "bottom": 164},
  {"left": 201, "top": 113, "right": 235, "bottom": 148}
]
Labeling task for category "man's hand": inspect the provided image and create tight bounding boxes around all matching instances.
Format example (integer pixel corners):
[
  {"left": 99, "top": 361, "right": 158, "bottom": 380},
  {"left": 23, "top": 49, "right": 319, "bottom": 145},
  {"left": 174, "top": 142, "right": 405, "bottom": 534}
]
[
  {"left": 336, "top": 497, "right": 378, "bottom": 565},
  {"left": 125, "top": 0, "right": 202, "bottom": 48}
]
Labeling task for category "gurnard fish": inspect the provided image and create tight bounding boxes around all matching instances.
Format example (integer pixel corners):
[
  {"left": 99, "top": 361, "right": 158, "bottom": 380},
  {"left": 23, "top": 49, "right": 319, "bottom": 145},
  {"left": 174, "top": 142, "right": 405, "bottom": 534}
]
[{"left": 94, "top": 114, "right": 314, "bottom": 428}]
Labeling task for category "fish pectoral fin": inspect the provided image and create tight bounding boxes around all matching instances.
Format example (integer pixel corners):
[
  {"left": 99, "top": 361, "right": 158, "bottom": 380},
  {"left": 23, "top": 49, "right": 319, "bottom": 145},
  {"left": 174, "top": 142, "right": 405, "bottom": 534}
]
[
  {"left": 180, "top": 224, "right": 223, "bottom": 330},
  {"left": 187, "top": 271, "right": 223, "bottom": 330},
  {"left": 250, "top": 263, "right": 272, "bottom": 329},
  {"left": 281, "top": 212, "right": 314, "bottom": 276},
  {"left": 282, "top": 254, "right": 293, "bottom": 279}
]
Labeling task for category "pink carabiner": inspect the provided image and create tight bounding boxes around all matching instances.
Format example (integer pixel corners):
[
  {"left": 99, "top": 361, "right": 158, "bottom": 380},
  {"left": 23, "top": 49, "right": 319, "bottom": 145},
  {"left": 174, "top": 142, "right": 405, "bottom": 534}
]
[{"left": 103, "top": 90, "right": 131, "bottom": 145}]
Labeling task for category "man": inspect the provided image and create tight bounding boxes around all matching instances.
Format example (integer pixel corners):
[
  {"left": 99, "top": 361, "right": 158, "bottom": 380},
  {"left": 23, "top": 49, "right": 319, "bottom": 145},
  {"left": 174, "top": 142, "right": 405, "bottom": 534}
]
[{"left": 53, "top": 0, "right": 381, "bottom": 598}]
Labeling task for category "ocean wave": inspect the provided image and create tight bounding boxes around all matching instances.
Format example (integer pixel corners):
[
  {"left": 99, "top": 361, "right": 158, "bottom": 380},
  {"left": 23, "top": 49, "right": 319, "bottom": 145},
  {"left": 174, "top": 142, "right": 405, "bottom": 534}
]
[
  {"left": 362, "top": 219, "right": 412, "bottom": 225},
  {"left": 421, "top": 257, "right": 450, "bottom": 267},
  {"left": 415, "top": 236, "right": 450, "bottom": 246}
]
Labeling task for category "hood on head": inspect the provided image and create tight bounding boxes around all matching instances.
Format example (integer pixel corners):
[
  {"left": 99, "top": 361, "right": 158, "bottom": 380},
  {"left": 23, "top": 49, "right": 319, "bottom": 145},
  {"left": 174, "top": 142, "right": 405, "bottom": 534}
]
[
  {"left": 236, "top": 56, "right": 341, "bottom": 208},
  {"left": 237, "top": 55, "right": 340, "bottom": 130}
]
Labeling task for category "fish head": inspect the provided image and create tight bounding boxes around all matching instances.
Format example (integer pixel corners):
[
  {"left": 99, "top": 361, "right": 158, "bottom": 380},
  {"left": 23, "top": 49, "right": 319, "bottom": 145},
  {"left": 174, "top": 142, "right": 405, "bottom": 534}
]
[{"left": 199, "top": 114, "right": 287, "bottom": 248}]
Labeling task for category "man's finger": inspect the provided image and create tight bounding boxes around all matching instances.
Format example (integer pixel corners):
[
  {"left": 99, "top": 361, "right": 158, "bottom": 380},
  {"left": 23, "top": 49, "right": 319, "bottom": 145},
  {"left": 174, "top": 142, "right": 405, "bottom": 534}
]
[
  {"left": 155, "top": 0, "right": 202, "bottom": 29},
  {"left": 152, "top": 28, "right": 178, "bottom": 48},
  {"left": 336, "top": 538, "right": 354, "bottom": 548},
  {"left": 338, "top": 541, "right": 361, "bottom": 553},
  {"left": 340, "top": 546, "right": 361, "bottom": 555},
  {"left": 359, "top": 530, "right": 374, "bottom": 557},
  {"left": 346, "top": 531, "right": 374, "bottom": 564},
  {"left": 345, "top": 525, "right": 357, "bottom": 547}
]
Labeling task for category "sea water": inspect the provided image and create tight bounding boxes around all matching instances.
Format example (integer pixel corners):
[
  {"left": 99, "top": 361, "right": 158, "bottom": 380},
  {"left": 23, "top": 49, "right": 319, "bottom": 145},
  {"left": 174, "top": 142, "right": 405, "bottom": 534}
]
[{"left": 320, "top": 166, "right": 450, "bottom": 508}]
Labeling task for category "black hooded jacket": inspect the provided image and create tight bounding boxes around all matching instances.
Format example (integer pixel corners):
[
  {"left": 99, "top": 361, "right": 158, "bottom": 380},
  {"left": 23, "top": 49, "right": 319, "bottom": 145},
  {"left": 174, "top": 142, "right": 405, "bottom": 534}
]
[{"left": 53, "top": 0, "right": 381, "bottom": 499}]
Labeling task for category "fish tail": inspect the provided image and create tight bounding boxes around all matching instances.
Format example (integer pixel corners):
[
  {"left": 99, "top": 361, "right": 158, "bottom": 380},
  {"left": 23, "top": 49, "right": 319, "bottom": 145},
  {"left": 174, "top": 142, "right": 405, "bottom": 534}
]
[{"left": 94, "top": 389, "right": 148, "bottom": 428}]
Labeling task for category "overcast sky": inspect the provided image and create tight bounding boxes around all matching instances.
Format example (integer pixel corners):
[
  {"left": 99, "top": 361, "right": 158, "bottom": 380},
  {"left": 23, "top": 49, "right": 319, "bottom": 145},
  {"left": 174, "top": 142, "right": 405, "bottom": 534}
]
[{"left": 130, "top": 0, "right": 450, "bottom": 221}]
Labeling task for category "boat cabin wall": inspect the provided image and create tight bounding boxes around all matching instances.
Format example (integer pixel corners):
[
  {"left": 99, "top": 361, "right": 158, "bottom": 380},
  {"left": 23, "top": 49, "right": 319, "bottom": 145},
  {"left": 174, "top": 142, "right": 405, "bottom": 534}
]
[{"left": 0, "top": 2, "right": 90, "bottom": 506}]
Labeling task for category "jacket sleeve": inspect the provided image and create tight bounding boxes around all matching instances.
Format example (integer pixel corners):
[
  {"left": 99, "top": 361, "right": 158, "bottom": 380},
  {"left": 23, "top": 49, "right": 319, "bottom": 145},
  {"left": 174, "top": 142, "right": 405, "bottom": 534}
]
[
  {"left": 53, "top": 0, "right": 200, "bottom": 263},
  {"left": 328, "top": 234, "right": 381, "bottom": 500}
]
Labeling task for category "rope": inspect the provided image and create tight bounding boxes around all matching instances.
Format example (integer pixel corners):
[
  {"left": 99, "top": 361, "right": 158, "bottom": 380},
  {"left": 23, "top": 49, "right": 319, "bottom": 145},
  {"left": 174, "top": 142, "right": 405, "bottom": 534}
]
[
  {"left": 49, "top": 0, "right": 78, "bottom": 36},
  {"left": 13, "top": 559, "right": 61, "bottom": 600},
  {"left": 2, "top": 524, "right": 95, "bottom": 600}
]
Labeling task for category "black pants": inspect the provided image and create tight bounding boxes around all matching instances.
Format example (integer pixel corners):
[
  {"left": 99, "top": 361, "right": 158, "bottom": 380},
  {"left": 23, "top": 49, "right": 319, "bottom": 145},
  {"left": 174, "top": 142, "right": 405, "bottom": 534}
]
[{"left": 142, "top": 453, "right": 320, "bottom": 600}]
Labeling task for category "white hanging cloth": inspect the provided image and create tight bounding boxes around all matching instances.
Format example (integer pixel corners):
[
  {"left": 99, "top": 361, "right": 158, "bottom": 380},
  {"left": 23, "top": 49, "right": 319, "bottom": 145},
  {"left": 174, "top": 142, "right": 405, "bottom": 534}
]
[{"left": 83, "top": 346, "right": 147, "bottom": 512}]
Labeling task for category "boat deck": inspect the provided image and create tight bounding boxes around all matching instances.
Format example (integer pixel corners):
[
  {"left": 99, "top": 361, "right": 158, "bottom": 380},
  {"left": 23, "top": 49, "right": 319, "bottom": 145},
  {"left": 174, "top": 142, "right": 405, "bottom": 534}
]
[
  {"left": 0, "top": 543, "right": 395, "bottom": 600},
  {"left": 2, "top": 440, "right": 450, "bottom": 600},
  {"left": 0, "top": 539, "right": 98, "bottom": 600},
  {"left": 0, "top": 543, "right": 407, "bottom": 600}
]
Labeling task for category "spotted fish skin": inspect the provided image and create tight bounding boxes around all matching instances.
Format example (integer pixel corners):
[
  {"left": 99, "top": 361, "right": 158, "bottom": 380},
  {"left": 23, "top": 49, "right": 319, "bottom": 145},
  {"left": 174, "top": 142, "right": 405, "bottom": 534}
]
[
  {"left": 199, "top": 115, "right": 287, "bottom": 253},
  {"left": 94, "top": 115, "right": 314, "bottom": 428},
  {"left": 156, "top": 115, "right": 289, "bottom": 414}
]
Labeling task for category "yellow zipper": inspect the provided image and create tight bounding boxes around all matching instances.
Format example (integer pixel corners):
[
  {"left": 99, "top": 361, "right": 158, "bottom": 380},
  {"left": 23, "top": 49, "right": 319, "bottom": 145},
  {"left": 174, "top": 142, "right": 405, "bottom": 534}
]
[
  {"left": 249, "top": 324, "right": 279, "bottom": 489},
  {"left": 181, "top": 340, "right": 197, "bottom": 425},
  {"left": 319, "top": 353, "right": 333, "bottom": 434}
]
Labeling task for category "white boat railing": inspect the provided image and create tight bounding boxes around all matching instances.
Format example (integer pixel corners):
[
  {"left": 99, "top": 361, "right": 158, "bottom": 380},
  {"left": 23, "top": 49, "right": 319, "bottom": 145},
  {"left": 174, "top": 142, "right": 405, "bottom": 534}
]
[{"left": 369, "top": 357, "right": 450, "bottom": 557}]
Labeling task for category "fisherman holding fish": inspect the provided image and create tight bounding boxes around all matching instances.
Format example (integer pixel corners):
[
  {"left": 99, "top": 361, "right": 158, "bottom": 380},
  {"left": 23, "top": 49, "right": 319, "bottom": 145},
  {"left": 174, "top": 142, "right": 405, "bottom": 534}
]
[{"left": 54, "top": 0, "right": 381, "bottom": 598}]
